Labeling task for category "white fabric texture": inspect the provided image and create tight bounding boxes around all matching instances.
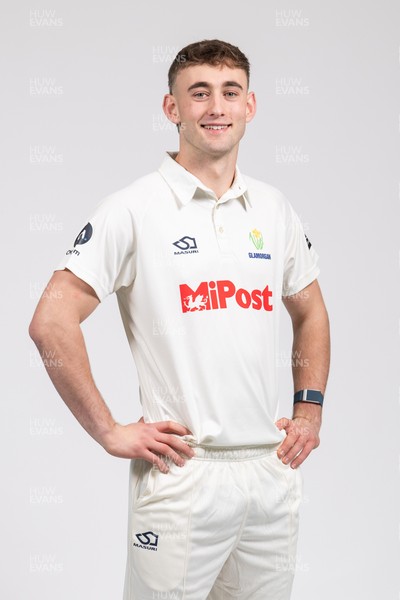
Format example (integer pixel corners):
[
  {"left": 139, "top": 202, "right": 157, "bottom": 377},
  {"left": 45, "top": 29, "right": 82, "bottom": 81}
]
[{"left": 123, "top": 445, "right": 302, "bottom": 599}]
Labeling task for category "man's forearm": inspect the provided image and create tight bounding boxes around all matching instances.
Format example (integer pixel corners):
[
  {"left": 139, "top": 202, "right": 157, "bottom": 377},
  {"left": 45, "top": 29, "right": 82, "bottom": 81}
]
[
  {"left": 290, "top": 306, "right": 330, "bottom": 424},
  {"left": 30, "top": 321, "right": 115, "bottom": 446}
]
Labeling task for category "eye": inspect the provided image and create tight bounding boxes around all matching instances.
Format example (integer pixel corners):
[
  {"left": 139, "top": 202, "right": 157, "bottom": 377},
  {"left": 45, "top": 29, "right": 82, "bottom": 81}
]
[
  {"left": 193, "top": 91, "right": 208, "bottom": 98},
  {"left": 225, "top": 91, "right": 238, "bottom": 98}
]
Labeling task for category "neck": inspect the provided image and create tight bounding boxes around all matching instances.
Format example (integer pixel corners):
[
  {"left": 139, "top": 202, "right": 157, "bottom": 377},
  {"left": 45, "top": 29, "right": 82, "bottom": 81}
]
[{"left": 174, "top": 147, "right": 238, "bottom": 199}]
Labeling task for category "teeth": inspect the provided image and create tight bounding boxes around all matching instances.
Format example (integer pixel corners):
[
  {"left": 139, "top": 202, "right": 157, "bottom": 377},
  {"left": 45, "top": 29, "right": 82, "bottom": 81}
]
[{"left": 203, "top": 125, "right": 228, "bottom": 130}]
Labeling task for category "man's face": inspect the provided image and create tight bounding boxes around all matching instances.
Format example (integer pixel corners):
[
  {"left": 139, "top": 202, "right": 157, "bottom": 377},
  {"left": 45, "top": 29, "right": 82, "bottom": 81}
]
[{"left": 163, "top": 63, "right": 256, "bottom": 159}]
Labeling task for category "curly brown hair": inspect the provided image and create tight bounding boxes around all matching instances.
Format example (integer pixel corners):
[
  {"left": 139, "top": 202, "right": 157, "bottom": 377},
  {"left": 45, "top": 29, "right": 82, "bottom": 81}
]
[{"left": 168, "top": 39, "right": 250, "bottom": 93}]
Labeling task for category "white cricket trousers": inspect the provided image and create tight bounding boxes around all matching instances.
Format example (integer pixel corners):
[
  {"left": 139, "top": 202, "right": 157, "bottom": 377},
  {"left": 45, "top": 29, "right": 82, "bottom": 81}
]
[{"left": 123, "top": 443, "right": 302, "bottom": 600}]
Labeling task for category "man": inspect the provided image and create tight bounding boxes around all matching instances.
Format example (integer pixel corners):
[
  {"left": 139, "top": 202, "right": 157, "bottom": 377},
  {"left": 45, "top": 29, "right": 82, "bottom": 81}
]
[{"left": 29, "top": 39, "right": 330, "bottom": 599}]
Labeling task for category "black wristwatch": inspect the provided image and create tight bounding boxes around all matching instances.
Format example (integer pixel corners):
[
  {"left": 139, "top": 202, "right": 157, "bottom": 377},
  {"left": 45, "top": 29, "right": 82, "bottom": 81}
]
[{"left": 293, "top": 389, "right": 324, "bottom": 406}]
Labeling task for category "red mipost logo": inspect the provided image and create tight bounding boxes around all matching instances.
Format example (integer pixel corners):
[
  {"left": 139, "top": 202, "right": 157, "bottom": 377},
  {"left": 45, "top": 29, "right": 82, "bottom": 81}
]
[{"left": 179, "top": 280, "right": 273, "bottom": 313}]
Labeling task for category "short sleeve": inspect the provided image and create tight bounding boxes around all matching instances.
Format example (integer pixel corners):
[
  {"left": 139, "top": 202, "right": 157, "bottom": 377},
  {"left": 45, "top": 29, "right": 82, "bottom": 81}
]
[
  {"left": 282, "top": 202, "right": 320, "bottom": 297},
  {"left": 54, "top": 196, "right": 137, "bottom": 301}
]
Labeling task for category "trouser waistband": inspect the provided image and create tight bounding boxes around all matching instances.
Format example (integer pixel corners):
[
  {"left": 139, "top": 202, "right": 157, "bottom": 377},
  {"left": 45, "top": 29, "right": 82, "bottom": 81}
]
[{"left": 185, "top": 443, "right": 280, "bottom": 461}]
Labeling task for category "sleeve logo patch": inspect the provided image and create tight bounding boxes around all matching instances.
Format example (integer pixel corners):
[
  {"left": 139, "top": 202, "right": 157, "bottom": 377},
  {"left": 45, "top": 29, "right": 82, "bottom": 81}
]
[{"left": 74, "top": 222, "right": 93, "bottom": 247}]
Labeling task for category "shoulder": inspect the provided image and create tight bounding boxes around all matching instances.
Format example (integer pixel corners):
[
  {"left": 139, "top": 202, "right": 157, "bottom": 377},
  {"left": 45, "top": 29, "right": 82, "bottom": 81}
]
[
  {"left": 89, "top": 170, "right": 168, "bottom": 230},
  {"left": 97, "top": 171, "right": 165, "bottom": 212},
  {"left": 242, "top": 173, "right": 292, "bottom": 215}
]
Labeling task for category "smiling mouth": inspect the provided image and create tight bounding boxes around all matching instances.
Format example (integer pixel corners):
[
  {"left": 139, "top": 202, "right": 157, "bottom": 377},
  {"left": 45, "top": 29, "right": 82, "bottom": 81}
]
[{"left": 201, "top": 124, "right": 232, "bottom": 130}]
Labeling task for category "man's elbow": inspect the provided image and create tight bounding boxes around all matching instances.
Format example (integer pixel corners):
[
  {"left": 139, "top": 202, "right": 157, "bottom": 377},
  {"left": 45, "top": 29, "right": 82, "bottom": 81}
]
[
  {"left": 29, "top": 313, "right": 51, "bottom": 346},
  {"left": 290, "top": 301, "right": 329, "bottom": 334},
  {"left": 29, "top": 312, "right": 67, "bottom": 346}
]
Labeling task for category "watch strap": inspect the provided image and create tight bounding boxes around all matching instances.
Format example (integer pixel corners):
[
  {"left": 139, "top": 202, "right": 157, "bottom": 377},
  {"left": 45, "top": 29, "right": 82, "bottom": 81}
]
[{"left": 293, "top": 389, "right": 324, "bottom": 406}]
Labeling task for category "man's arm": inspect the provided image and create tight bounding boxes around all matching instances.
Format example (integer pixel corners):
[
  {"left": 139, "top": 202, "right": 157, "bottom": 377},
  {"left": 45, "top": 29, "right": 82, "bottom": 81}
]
[
  {"left": 29, "top": 269, "right": 195, "bottom": 472},
  {"left": 276, "top": 279, "right": 330, "bottom": 468}
]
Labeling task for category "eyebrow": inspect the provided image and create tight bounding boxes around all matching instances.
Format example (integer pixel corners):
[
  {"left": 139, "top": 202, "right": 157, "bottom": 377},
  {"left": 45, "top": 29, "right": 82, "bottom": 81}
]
[{"left": 187, "top": 80, "right": 244, "bottom": 92}]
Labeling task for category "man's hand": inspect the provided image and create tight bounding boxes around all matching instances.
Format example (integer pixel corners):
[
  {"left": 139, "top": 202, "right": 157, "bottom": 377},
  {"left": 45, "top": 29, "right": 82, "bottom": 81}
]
[
  {"left": 275, "top": 412, "right": 321, "bottom": 469},
  {"left": 101, "top": 417, "right": 196, "bottom": 473}
]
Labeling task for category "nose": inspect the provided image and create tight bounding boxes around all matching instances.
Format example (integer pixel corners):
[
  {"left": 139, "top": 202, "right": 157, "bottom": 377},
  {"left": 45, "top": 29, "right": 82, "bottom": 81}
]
[{"left": 207, "top": 95, "right": 225, "bottom": 117}]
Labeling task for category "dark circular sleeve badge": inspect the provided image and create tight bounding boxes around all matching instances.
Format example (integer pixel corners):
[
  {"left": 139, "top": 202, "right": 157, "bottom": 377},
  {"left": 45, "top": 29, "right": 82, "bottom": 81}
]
[{"left": 74, "top": 222, "right": 93, "bottom": 247}]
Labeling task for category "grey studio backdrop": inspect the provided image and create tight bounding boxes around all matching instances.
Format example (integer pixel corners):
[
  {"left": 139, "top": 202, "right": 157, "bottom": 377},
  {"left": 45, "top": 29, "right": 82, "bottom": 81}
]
[{"left": 1, "top": 1, "right": 399, "bottom": 598}]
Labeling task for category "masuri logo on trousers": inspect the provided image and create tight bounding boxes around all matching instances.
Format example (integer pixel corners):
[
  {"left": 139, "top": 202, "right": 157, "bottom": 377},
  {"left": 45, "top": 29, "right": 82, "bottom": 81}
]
[
  {"left": 133, "top": 531, "right": 159, "bottom": 551},
  {"left": 180, "top": 280, "right": 273, "bottom": 313}
]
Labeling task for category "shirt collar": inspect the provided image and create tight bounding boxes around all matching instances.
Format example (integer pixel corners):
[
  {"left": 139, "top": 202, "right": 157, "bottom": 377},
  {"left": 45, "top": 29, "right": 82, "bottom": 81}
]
[{"left": 158, "top": 151, "right": 251, "bottom": 209}]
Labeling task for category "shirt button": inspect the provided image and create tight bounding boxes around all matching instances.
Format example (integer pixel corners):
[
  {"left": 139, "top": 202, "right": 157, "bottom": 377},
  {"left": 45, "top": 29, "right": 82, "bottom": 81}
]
[{"left": 218, "top": 226, "right": 224, "bottom": 233}]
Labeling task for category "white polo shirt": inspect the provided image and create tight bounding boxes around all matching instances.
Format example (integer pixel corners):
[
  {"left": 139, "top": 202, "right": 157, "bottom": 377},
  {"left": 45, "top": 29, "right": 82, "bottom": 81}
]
[{"left": 55, "top": 152, "right": 320, "bottom": 447}]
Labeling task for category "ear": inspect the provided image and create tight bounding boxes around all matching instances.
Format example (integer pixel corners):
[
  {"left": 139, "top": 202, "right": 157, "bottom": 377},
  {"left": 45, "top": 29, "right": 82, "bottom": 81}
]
[
  {"left": 163, "top": 93, "right": 180, "bottom": 125},
  {"left": 245, "top": 91, "right": 257, "bottom": 123}
]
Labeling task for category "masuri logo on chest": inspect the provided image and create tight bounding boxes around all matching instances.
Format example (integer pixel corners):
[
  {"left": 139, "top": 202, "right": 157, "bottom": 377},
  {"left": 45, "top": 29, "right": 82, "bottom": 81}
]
[{"left": 180, "top": 280, "right": 273, "bottom": 313}]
